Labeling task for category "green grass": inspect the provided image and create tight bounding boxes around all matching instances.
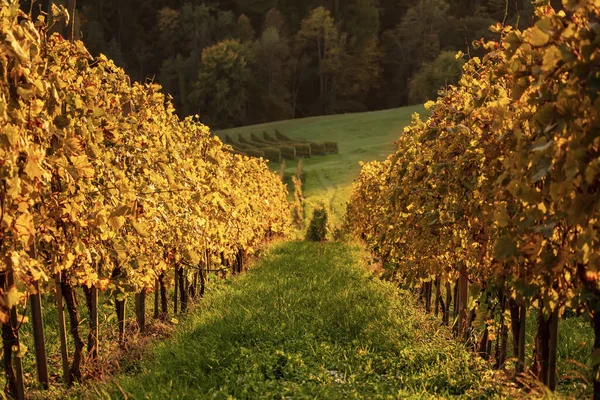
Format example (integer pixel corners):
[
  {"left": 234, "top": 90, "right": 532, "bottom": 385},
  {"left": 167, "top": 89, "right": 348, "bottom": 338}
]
[
  {"left": 217, "top": 106, "right": 425, "bottom": 226},
  {"left": 88, "top": 241, "right": 501, "bottom": 399}
]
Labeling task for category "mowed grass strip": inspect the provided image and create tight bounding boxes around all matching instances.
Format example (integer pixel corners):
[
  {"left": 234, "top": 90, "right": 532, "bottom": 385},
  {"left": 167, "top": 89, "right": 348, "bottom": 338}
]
[{"left": 90, "top": 242, "right": 499, "bottom": 399}]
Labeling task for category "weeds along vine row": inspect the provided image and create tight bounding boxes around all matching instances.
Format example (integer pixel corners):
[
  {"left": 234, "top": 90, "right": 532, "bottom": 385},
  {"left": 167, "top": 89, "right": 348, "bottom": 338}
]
[
  {"left": 0, "top": 1, "right": 291, "bottom": 396},
  {"left": 347, "top": 0, "right": 600, "bottom": 394}
]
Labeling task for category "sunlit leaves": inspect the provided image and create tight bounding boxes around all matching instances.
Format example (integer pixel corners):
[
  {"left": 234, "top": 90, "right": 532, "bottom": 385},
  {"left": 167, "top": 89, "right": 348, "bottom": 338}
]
[
  {"left": 0, "top": 0, "right": 291, "bottom": 322},
  {"left": 347, "top": 0, "right": 600, "bottom": 320}
]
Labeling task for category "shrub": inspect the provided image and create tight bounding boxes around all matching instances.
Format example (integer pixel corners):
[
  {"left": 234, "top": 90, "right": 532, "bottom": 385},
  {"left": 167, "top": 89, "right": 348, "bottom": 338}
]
[{"left": 305, "top": 204, "right": 328, "bottom": 242}]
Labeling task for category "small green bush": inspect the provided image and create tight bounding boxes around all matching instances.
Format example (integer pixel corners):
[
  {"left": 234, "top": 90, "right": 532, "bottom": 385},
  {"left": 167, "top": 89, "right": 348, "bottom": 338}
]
[{"left": 305, "top": 204, "right": 328, "bottom": 242}]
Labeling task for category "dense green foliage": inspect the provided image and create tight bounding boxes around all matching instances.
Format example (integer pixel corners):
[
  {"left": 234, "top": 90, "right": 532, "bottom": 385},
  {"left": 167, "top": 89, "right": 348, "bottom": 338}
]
[
  {"left": 305, "top": 204, "right": 328, "bottom": 241},
  {"left": 22, "top": 0, "right": 535, "bottom": 128},
  {"left": 95, "top": 242, "right": 501, "bottom": 399}
]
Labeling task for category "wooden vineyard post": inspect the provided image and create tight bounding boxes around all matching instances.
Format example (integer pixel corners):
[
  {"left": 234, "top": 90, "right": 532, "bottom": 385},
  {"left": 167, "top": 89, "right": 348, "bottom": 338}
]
[
  {"left": 548, "top": 307, "right": 559, "bottom": 391},
  {"left": 178, "top": 266, "right": 187, "bottom": 313},
  {"left": 517, "top": 304, "right": 526, "bottom": 373},
  {"left": 135, "top": 291, "right": 146, "bottom": 333},
  {"left": 174, "top": 264, "right": 179, "bottom": 315},
  {"left": 443, "top": 281, "right": 451, "bottom": 325},
  {"left": 457, "top": 265, "right": 468, "bottom": 339},
  {"left": 90, "top": 285, "right": 98, "bottom": 359},
  {"left": 54, "top": 273, "right": 71, "bottom": 385},
  {"left": 154, "top": 278, "right": 160, "bottom": 319},
  {"left": 116, "top": 298, "right": 126, "bottom": 344},
  {"left": 434, "top": 277, "right": 441, "bottom": 318},
  {"left": 29, "top": 280, "right": 49, "bottom": 389},
  {"left": 424, "top": 282, "right": 431, "bottom": 313},
  {"left": 1, "top": 268, "right": 25, "bottom": 400}
]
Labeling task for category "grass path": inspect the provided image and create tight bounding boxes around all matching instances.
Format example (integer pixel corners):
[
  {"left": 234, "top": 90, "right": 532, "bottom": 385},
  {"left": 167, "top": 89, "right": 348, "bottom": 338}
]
[{"left": 90, "top": 242, "right": 500, "bottom": 399}]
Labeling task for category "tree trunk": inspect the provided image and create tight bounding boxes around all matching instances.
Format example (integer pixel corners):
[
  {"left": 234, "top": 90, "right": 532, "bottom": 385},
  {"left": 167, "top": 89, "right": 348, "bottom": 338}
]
[
  {"left": 135, "top": 292, "right": 146, "bottom": 333},
  {"left": 173, "top": 264, "right": 179, "bottom": 315},
  {"left": 425, "top": 281, "right": 432, "bottom": 313},
  {"left": 593, "top": 310, "right": 600, "bottom": 400},
  {"left": 154, "top": 278, "right": 160, "bottom": 319},
  {"left": 54, "top": 274, "right": 70, "bottom": 384},
  {"left": 199, "top": 265, "right": 206, "bottom": 298},
  {"left": 30, "top": 281, "right": 49, "bottom": 389},
  {"left": 434, "top": 277, "right": 441, "bottom": 317},
  {"left": 495, "top": 294, "right": 508, "bottom": 369},
  {"left": 61, "top": 279, "right": 85, "bottom": 382},
  {"left": 159, "top": 273, "right": 168, "bottom": 318},
  {"left": 115, "top": 298, "right": 126, "bottom": 344},
  {"left": 532, "top": 306, "right": 551, "bottom": 386},
  {"left": 457, "top": 265, "right": 468, "bottom": 338},
  {"left": 1, "top": 269, "right": 25, "bottom": 399},
  {"left": 178, "top": 266, "right": 187, "bottom": 313},
  {"left": 444, "top": 281, "right": 451, "bottom": 325},
  {"left": 548, "top": 307, "right": 558, "bottom": 391},
  {"left": 518, "top": 304, "right": 527, "bottom": 373},
  {"left": 82, "top": 285, "right": 98, "bottom": 359}
]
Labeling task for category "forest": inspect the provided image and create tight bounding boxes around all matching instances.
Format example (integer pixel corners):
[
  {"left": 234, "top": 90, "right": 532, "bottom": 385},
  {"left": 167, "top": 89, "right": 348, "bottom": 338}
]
[{"left": 21, "top": 0, "right": 549, "bottom": 128}]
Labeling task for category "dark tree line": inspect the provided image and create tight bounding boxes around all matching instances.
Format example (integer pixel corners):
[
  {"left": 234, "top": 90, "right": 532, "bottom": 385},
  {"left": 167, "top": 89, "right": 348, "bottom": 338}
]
[{"left": 22, "top": 0, "right": 539, "bottom": 128}]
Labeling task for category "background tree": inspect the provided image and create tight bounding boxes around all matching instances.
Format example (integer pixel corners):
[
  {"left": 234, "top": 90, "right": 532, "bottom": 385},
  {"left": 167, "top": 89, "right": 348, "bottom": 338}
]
[
  {"left": 295, "top": 7, "right": 346, "bottom": 115},
  {"left": 36, "top": 0, "right": 545, "bottom": 128},
  {"left": 408, "top": 50, "right": 465, "bottom": 103},
  {"left": 189, "top": 39, "right": 253, "bottom": 128}
]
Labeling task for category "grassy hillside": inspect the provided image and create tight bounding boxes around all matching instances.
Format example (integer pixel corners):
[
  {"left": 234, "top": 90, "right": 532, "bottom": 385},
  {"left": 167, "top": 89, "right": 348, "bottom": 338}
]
[{"left": 217, "top": 105, "right": 425, "bottom": 225}]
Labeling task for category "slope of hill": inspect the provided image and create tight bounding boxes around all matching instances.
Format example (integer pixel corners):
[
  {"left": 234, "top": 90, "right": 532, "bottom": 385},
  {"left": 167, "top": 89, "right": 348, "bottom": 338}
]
[{"left": 217, "top": 105, "right": 425, "bottom": 225}]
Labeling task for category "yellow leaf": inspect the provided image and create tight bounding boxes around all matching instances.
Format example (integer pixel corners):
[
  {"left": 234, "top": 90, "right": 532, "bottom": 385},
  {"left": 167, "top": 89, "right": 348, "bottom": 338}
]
[{"left": 5, "top": 287, "right": 20, "bottom": 309}]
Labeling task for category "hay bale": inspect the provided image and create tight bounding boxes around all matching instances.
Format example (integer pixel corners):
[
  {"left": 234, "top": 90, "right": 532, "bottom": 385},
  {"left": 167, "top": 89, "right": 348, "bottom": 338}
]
[
  {"left": 309, "top": 142, "right": 326, "bottom": 156},
  {"left": 295, "top": 143, "right": 312, "bottom": 158},
  {"left": 262, "top": 147, "right": 282, "bottom": 163},
  {"left": 324, "top": 141, "right": 339, "bottom": 154},
  {"left": 279, "top": 145, "right": 297, "bottom": 160}
]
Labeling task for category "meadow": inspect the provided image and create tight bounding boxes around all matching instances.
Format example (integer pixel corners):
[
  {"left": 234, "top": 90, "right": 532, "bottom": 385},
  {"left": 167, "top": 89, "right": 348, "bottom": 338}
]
[{"left": 217, "top": 105, "right": 425, "bottom": 225}]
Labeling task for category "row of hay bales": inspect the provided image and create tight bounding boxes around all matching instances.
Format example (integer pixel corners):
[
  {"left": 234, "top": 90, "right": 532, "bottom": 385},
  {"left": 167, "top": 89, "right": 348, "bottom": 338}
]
[{"left": 224, "top": 130, "right": 339, "bottom": 163}]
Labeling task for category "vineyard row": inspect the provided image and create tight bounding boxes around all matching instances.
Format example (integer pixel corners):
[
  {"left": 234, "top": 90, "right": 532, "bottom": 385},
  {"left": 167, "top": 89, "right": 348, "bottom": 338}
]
[
  {"left": 347, "top": 0, "right": 600, "bottom": 395},
  {"left": 0, "top": 1, "right": 291, "bottom": 397}
]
